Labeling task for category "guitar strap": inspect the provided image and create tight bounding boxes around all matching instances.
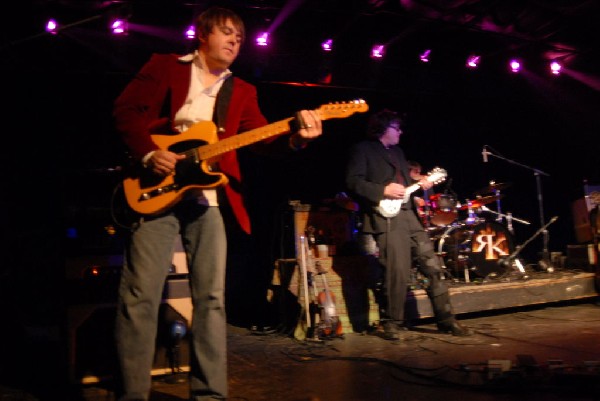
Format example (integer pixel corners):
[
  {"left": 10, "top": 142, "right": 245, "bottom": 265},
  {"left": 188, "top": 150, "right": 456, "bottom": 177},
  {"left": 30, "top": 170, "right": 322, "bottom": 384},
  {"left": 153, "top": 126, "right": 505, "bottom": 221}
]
[{"left": 213, "top": 75, "right": 234, "bottom": 136}]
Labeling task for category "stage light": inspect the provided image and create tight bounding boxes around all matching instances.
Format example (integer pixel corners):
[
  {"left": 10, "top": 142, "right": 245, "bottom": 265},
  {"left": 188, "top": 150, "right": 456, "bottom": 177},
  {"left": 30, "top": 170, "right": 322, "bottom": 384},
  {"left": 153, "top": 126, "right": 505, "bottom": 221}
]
[
  {"left": 256, "top": 32, "right": 269, "bottom": 47},
  {"left": 110, "top": 18, "right": 128, "bottom": 35},
  {"left": 45, "top": 18, "right": 58, "bottom": 35},
  {"left": 185, "top": 25, "right": 195, "bottom": 40},
  {"left": 549, "top": 60, "right": 562, "bottom": 75},
  {"left": 419, "top": 49, "right": 431, "bottom": 63},
  {"left": 466, "top": 54, "right": 480, "bottom": 68},
  {"left": 321, "top": 39, "right": 333, "bottom": 52},
  {"left": 370, "top": 44, "right": 385, "bottom": 59},
  {"left": 509, "top": 59, "right": 521, "bottom": 73}
]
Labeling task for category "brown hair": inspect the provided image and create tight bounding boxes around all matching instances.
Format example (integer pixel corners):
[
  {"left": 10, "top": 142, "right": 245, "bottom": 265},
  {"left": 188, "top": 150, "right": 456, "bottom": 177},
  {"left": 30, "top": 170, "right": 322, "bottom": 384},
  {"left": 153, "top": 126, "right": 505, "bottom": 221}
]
[{"left": 195, "top": 6, "right": 245, "bottom": 43}]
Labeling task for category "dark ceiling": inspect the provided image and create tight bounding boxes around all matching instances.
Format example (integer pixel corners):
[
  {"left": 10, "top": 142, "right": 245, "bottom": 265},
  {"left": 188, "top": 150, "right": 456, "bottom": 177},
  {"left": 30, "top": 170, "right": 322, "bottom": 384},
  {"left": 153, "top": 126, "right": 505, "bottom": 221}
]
[
  {"left": 3, "top": 0, "right": 600, "bottom": 254},
  {"left": 7, "top": 0, "right": 600, "bottom": 82}
]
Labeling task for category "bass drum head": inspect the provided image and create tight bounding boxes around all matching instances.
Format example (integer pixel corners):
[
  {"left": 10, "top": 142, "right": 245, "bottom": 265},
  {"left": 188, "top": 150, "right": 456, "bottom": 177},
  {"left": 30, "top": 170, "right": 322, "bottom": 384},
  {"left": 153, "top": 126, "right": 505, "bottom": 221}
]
[
  {"left": 437, "top": 221, "right": 515, "bottom": 279},
  {"left": 436, "top": 225, "right": 473, "bottom": 278},
  {"left": 469, "top": 222, "right": 515, "bottom": 278}
]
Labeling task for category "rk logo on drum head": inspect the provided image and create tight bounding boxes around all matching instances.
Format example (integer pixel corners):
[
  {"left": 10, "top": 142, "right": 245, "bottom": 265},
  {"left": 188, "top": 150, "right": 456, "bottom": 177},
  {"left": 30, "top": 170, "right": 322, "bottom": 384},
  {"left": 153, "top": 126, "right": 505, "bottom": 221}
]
[
  {"left": 437, "top": 221, "right": 515, "bottom": 279},
  {"left": 469, "top": 222, "right": 515, "bottom": 277}
]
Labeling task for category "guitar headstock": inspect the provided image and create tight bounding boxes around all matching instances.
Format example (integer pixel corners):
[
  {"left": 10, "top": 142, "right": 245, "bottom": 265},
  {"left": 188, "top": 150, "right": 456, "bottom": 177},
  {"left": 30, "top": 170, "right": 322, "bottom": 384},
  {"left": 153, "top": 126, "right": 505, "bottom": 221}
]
[
  {"left": 426, "top": 167, "right": 447, "bottom": 185},
  {"left": 317, "top": 99, "right": 369, "bottom": 120}
]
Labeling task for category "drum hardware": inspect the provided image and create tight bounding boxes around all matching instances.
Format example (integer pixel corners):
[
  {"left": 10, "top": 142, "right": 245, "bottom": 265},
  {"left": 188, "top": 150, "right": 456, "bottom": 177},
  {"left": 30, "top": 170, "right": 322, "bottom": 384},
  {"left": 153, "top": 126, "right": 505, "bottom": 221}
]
[
  {"left": 473, "top": 181, "right": 512, "bottom": 196},
  {"left": 478, "top": 147, "right": 553, "bottom": 275},
  {"left": 457, "top": 195, "right": 503, "bottom": 210},
  {"left": 497, "top": 216, "right": 559, "bottom": 277},
  {"left": 479, "top": 206, "right": 530, "bottom": 226}
]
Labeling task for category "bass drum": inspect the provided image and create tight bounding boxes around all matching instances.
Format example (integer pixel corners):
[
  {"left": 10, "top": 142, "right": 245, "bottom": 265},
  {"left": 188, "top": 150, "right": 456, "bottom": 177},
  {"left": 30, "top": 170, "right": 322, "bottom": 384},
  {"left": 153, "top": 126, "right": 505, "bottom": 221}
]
[{"left": 437, "top": 222, "right": 515, "bottom": 279}]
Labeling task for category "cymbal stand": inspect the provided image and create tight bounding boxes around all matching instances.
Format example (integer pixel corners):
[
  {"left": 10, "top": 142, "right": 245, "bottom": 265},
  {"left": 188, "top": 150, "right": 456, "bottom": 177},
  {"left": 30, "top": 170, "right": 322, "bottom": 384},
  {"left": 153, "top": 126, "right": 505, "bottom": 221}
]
[
  {"left": 483, "top": 147, "right": 553, "bottom": 269},
  {"left": 494, "top": 189, "right": 503, "bottom": 223}
]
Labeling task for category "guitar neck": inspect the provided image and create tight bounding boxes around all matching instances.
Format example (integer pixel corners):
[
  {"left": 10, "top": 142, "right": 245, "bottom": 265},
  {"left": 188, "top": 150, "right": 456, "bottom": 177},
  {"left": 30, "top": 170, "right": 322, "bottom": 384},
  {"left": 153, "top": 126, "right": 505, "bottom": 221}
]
[
  {"left": 404, "top": 183, "right": 422, "bottom": 201},
  {"left": 197, "top": 118, "right": 294, "bottom": 160}
]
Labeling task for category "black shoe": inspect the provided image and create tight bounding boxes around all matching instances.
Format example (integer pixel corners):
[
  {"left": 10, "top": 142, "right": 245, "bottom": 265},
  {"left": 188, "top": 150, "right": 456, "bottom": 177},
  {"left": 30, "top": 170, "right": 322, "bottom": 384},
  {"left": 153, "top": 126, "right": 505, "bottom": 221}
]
[
  {"left": 437, "top": 319, "right": 473, "bottom": 336},
  {"left": 375, "top": 320, "right": 403, "bottom": 341}
]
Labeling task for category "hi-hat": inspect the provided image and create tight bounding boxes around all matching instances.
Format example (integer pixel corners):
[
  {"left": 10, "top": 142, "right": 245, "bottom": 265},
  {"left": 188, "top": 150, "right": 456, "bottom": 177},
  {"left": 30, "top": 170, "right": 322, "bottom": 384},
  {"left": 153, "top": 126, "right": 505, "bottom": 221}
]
[
  {"left": 474, "top": 182, "right": 512, "bottom": 196},
  {"left": 459, "top": 195, "right": 503, "bottom": 210}
]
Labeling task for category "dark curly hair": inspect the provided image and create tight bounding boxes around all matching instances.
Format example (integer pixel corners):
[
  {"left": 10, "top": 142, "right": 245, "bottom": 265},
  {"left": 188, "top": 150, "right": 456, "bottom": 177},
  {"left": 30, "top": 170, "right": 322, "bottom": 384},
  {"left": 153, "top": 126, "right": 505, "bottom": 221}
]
[{"left": 366, "top": 109, "right": 404, "bottom": 139}]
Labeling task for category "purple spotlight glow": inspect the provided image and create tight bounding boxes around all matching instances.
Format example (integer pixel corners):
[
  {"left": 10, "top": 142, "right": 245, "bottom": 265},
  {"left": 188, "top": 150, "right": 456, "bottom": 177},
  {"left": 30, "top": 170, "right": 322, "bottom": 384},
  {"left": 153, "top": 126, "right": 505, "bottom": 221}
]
[
  {"left": 419, "top": 49, "right": 431, "bottom": 63},
  {"left": 256, "top": 32, "right": 269, "bottom": 47},
  {"left": 46, "top": 19, "right": 58, "bottom": 34},
  {"left": 466, "top": 55, "right": 480, "bottom": 68},
  {"left": 321, "top": 39, "right": 333, "bottom": 52},
  {"left": 371, "top": 44, "right": 385, "bottom": 59},
  {"left": 509, "top": 59, "right": 521, "bottom": 73},
  {"left": 111, "top": 19, "right": 128, "bottom": 35},
  {"left": 550, "top": 60, "right": 562, "bottom": 75},
  {"left": 185, "top": 25, "right": 195, "bottom": 40}
]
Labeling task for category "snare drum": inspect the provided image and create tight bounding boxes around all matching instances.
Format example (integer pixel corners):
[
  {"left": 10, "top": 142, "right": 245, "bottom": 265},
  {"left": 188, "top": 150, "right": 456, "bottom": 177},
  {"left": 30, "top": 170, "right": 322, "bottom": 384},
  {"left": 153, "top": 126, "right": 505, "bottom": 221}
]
[
  {"left": 437, "top": 222, "right": 515, "bottom": 279},
  {"left": 429, "top": 194, "right": 458, "bottom": 226}
]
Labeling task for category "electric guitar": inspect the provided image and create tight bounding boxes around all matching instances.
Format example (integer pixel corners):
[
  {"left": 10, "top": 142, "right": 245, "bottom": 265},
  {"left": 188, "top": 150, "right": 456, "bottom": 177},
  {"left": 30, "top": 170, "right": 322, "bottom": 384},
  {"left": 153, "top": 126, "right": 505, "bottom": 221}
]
[
  {"left": 375, "top": 167, "right": 447, "bottom": 218},
  {"left": 122, "top": 100, "right": 369, "bottom": 215}
]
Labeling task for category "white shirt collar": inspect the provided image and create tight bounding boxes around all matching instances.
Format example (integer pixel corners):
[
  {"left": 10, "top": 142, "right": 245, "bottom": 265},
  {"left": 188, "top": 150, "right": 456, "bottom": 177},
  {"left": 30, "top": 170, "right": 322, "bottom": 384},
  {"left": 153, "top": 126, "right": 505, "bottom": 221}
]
[{"left": 178, "top": 51, "right": 232, "bottom": 79}]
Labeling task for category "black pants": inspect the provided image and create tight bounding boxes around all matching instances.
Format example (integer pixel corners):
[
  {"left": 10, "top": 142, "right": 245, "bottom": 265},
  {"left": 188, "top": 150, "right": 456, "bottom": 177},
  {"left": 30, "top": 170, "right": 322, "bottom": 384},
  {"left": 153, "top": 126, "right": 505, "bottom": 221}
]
[{"left": 364, "top": 210, "right": 454, "bottom": 323}]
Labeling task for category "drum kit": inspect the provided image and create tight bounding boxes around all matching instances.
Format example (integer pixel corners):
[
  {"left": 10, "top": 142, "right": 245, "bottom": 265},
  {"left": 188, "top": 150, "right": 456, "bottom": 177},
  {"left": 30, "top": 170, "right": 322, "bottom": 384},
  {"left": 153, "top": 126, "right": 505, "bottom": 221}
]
[{"left": 417, "top": 181, "right": 531, "bottom": 282}]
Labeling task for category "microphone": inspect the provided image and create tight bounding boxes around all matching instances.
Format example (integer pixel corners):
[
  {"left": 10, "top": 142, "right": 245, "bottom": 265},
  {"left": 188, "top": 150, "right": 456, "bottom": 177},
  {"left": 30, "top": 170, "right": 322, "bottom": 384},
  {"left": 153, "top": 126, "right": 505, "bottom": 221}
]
[{"left": 482, "top": 146, "right": 488, "bottom": 163}]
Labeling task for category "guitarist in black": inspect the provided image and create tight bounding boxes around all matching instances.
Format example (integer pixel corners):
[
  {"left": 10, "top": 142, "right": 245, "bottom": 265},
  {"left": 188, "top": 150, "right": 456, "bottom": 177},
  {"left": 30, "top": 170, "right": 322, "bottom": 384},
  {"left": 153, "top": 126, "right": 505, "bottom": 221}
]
[
  {"left": 112, "top": 7, "right": 322, "bottom": 401},
  {"left": 345, "top": 109, "right": 471, "bottom": 340}
]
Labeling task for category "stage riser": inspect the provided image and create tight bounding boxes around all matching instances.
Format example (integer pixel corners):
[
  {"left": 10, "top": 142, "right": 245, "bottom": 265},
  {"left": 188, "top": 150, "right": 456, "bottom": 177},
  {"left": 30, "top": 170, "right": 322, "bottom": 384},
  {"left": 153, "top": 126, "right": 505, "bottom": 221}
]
[{"left": 407, "top": 272, "right": 598, "bottom": 319}]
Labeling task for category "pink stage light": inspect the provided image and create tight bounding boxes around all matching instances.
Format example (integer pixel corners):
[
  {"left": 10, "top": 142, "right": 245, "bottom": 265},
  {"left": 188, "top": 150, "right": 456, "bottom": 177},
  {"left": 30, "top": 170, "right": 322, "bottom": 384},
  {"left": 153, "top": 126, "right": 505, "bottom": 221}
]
[
  {"left": 509, "top": 59, "right": 521, "bottom": 73},
  {"left": 45, "top": 19, "right": 58, "bottom": 35},
  {"left": 256, "top": 32, "right": 269, "bottom": 47},
  {"left": 550, "top": 60, "right": 562, "bottom": 75},
  {"left": 110, "top": 18, "right": 128, "bottom": 35},
  {"left": 419, "top": 49, "right": 431, "bottom": 63},
  {"left": 185, "top": 25, "right": 195, "bottom": 40},
  {"left": 321, "top": 39, "right": 333, "bottom": 52},
  {"left": 466, "top": 54, "right": 480, "bottom": 68},
  {"left": 371, "top": 44, "right": 385, "bottom": 59}
]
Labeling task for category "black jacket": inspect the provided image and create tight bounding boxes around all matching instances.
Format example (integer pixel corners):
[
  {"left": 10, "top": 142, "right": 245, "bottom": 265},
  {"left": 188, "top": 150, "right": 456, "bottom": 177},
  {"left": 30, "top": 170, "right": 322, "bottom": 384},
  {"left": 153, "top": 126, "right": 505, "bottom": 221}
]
[{"left": 345, "top": 139, "right": 414, "bottom": 233}]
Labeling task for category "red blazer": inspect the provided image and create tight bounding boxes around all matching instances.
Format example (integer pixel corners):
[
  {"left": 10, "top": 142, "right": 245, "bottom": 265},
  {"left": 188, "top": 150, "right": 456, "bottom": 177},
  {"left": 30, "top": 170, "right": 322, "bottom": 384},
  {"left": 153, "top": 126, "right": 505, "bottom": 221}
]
[{"left": 114, "top": 53, "right": 271, "bottom": 234}]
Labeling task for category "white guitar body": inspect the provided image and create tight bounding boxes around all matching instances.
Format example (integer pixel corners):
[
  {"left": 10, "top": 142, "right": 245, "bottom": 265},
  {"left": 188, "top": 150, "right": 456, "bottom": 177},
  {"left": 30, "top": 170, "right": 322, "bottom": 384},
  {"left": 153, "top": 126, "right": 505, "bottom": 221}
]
[{"left": 376, "top": 167, "right": 447, "bottom": 218}]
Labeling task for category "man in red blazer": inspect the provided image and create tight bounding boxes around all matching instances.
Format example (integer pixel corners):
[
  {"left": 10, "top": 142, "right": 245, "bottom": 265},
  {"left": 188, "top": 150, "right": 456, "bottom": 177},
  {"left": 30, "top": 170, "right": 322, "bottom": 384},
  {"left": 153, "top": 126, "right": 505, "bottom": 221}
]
[{"left": 113, "top": 6, "right": 322, "bottom": 400}]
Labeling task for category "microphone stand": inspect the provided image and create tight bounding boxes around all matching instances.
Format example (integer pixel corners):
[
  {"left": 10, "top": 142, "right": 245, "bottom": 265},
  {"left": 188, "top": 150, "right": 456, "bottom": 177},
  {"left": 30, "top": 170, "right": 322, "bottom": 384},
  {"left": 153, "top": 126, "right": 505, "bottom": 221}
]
[{"left": 483, "top": 149, "right": 553, "bottom": 269}]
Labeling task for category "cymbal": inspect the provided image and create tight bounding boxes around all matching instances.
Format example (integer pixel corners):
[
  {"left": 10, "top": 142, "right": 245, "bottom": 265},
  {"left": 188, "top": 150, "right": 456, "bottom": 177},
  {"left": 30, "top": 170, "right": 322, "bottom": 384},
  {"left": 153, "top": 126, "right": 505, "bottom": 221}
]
[
  {"left": 459, "top": 195, "right": 503, "bottom": 210},
  {"left": 474, "top": 182, "right": 512, "bottom": 196}
]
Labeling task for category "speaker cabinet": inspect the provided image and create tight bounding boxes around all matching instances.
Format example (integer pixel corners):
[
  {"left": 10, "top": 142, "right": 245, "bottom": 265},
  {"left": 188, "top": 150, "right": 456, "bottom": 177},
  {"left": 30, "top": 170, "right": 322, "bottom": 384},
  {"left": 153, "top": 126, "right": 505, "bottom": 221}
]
[{"left": 67, "top": 279, "right": 192, "bottom": 384}]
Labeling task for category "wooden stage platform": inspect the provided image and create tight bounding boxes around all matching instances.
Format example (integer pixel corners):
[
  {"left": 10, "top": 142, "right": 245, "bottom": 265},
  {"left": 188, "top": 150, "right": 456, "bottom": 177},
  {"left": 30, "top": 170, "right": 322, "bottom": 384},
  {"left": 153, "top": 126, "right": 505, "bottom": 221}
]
[
  {"left": 274, "top": 256, "right": 599, "bottom": 335},
  {"left": 409, "top": 270, "right": 598, "bottom": 318}
]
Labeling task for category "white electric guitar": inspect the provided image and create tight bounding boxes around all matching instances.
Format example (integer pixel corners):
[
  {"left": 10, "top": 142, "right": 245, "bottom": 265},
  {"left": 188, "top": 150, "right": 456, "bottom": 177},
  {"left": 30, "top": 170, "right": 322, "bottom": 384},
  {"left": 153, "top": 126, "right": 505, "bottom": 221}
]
[{"left": 375, "top": 167, "right": 447, "bottom": 218}]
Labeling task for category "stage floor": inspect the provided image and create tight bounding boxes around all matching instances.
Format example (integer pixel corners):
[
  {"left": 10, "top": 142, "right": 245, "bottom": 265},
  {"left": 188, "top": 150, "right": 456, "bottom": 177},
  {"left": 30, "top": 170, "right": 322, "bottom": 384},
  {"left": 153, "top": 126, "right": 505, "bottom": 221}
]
[
  {"left": 3, "top": 266, "right": 597, "bottom": 401},
  {"left": 74, "top": 297, "right": 600, "bottom": 401}
]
